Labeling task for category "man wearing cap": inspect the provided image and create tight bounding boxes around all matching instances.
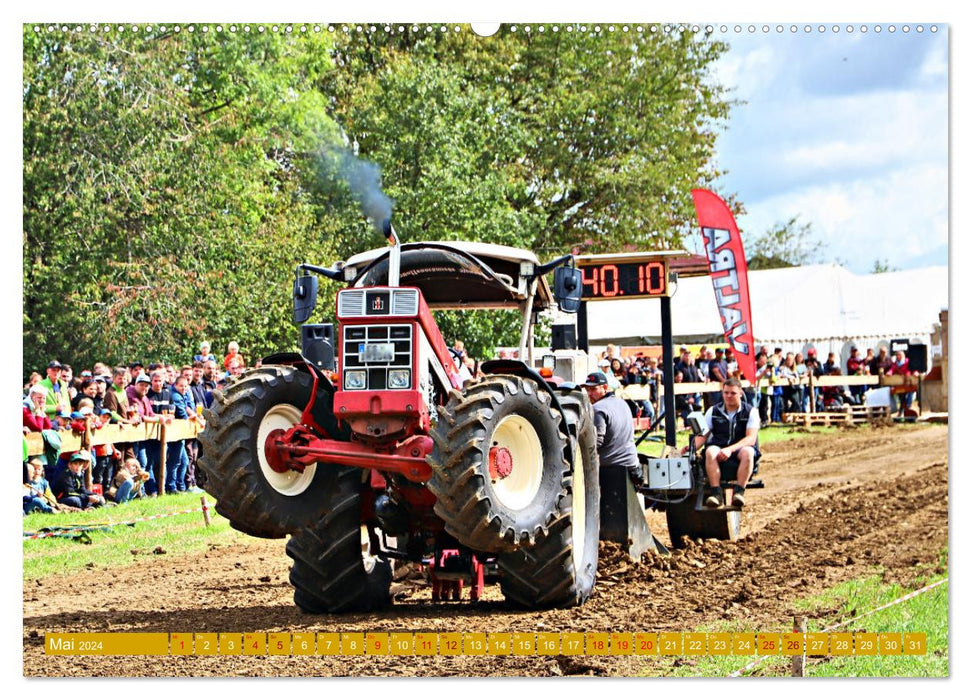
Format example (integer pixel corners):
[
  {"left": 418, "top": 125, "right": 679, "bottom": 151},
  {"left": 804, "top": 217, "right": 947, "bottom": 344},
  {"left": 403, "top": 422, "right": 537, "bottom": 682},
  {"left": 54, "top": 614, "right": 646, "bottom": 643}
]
[
  {"left": 583, "top": 371, "right": 643, "bottom": 486},
  {"left": 52, "top": 451, "right": 105, "bottom": 510},
  {"left": 707, "top": 348, "right": 728, "bottom": 408},
  {"left": 685, "top": 378, "right": 760, "bottom": 508},
  {"left": 126, "top": 373, "right": 166, "bottom": 493},
  {"left": 39, "top": 361, "right": 71, "bottom": 420}
]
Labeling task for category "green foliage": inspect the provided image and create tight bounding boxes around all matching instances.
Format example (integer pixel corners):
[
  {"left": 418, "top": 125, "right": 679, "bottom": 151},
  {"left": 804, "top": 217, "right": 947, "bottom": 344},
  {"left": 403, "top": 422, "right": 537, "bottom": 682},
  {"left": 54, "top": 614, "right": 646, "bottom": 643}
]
[
  {"left": 747, "top": 216, "right": 822, "bottom": 270},
  {"left": 871, "top": 258, "right": 898, "bottom": 274},
  {"left": 24, "top": 24, "right": 733, "bottom": 376},
  {"left": 635, "top": 549, "right": 948, "bottom": 677},
  {"left": 323, "top": 26, "right": 733, "bottom": 258},
  {"left": 23, "top": 25, "right": 341, "bottom": 374},
  {"left": 795, "top": 566, "right": 948, "bottom": 677}
]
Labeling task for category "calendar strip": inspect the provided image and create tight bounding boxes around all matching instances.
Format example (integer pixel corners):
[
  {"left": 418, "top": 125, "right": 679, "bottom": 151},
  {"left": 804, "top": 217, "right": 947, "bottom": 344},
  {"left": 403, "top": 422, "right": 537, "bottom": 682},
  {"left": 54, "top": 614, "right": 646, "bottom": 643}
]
[{"left": 44, "top": 631, "right": 928, "bottom": 656}]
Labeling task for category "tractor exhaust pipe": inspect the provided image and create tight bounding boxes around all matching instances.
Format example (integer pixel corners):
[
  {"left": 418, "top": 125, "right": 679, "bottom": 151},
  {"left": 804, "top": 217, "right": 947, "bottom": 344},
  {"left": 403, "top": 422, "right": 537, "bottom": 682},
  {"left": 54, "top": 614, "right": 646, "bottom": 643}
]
[{"left": 383, "top": 218, "right": 401, "bottom": 287}]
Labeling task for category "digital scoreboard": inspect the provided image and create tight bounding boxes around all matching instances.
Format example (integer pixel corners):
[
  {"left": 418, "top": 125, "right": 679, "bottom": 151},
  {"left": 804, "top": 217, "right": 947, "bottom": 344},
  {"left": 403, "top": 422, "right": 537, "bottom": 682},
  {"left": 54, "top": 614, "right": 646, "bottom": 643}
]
[{"left": 575, "top": 254, "right": 671, "bottom": 301}]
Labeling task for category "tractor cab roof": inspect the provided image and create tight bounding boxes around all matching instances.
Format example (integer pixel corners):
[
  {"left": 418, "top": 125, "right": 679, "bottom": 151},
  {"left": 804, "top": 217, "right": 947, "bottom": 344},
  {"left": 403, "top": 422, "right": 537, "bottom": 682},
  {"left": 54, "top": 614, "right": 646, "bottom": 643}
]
[{"left": 343, "top": 241, "right": 555, "bottom": 310}]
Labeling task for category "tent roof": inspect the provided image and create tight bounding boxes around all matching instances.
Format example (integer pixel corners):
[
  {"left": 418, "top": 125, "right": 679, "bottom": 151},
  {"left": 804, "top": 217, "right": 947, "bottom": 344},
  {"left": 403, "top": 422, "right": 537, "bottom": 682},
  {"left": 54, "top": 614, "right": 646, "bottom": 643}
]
[{"left": 585, "top": 263, "right": 948, "bottom": 346}]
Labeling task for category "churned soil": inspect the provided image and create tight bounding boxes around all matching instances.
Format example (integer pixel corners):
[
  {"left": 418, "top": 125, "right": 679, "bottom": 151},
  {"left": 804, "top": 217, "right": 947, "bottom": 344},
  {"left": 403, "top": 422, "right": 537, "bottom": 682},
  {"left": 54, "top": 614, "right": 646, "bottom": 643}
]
[{"left": 24, "top": 424, "right": 948, "bottom": 677}]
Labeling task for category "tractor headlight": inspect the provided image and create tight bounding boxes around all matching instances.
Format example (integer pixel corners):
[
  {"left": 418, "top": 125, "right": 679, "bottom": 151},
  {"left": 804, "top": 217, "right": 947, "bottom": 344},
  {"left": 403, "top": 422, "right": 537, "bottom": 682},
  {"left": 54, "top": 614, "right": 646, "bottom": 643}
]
[
  {"left": 388, "top": 369, "right": 411, "bottom": 389},
  {"left": 344, "top": 370, "right": 366, "bottom": 390}
]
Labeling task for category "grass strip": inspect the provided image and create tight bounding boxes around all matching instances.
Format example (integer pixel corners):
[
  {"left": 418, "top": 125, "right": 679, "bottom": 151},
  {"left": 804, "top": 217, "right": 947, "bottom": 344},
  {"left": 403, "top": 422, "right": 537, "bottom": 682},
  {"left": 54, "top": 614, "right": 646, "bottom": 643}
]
[
  {"left": 23, "top": 492, "right": 247, "bottom": 580},
  {"left": 638, "top": 424, "right": 839, "bottom": 456},
  {"left": 635, "top": 551, "right": 948, "bottom": 677}
]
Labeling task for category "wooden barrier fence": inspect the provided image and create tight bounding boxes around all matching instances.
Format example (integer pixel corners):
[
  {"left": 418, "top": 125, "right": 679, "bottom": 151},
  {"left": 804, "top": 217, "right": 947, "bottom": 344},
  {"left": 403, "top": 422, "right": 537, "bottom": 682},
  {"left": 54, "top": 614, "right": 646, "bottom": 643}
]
[
  {"left": 616, "top": 374, "right": 919, "bottom": 416},
  {"left": 25, "top": 418, "right": 204, "bottom": 495}
]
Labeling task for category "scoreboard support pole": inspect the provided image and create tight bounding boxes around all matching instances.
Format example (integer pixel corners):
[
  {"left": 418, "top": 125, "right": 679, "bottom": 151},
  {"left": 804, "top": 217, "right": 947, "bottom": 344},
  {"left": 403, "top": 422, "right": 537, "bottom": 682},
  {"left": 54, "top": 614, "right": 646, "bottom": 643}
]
[
  {"left": 577, "top": 301, "right": 589, "bottom": 353},
  {"left": 660, "top": 295, "right": 677, "bottom": 448}
]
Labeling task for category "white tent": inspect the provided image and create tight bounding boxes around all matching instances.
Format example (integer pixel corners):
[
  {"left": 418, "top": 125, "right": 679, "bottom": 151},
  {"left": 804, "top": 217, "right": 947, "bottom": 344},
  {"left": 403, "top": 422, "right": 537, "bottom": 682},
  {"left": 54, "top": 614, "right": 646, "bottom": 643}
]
[{"left": 584, "top": 263, "right": 948, "bottom": 361}]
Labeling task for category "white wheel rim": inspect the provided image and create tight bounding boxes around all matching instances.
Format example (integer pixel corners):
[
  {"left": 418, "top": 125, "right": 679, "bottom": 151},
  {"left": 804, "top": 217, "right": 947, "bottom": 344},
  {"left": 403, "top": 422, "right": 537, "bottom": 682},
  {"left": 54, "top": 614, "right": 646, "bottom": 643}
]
[
  {"left": 490, "top": 415, "right": 543, "bottom": 510},
  {"left": 256, "top": 404, "right": 317, "bottom": 496},
  {"left": 362, "top": 526, "right": 380, "bottom": 573},
  {"left": 571, "top": 444, "right": 586, "bottom": 576}
]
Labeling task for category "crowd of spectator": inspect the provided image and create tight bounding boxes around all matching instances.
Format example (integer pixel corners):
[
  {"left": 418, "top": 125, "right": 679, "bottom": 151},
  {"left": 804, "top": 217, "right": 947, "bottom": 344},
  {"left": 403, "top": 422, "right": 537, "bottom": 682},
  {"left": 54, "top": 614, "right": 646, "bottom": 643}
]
[
  {"left": 23, "top": 341, "right": 251, "bottom": 516},
  {"left": 596, "top": 342, "right": 919, "bottom": 429},
  {"left": 26, "top": 336, "right": 919, "bottom": 515}
]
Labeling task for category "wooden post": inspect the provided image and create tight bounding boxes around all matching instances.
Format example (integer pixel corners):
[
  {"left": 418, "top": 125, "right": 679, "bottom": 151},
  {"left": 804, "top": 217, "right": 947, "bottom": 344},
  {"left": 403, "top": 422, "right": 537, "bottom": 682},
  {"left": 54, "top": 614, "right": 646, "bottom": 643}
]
[
  {"left": 201, "top": 495, "right": 211, "bottom": 527},
  {"left": 83, "top": 419, "right": 93, "bottom": 491},
  {"left": 808, "top": 372, "right": 817, "bottom": 413},
  {"left": 158, "top": 420, "right": 168, "bottom": 496},
  {"left": 791, "top": 616, "right": 807, "bottom": 677}
]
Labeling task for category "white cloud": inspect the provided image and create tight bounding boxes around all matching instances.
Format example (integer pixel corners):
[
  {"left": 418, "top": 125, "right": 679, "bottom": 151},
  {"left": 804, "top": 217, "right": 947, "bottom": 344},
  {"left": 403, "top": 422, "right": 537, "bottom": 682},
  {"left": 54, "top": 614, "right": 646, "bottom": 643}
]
[
  {"left": 712, "top": 29, "right": 948, "bottom": 275},
  {"left": 737, "top": 163, "right": 948, "bottom": 272},
  {"left": 713, "top": 43, "right": 779, "bottom": 102}
]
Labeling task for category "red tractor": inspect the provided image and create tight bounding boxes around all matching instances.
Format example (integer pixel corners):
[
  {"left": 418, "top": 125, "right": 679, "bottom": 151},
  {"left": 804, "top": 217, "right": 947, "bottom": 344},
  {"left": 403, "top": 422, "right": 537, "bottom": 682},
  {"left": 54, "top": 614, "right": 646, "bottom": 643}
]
[{"left": 199, "top": 223, "right": 602, "bottom": 612}]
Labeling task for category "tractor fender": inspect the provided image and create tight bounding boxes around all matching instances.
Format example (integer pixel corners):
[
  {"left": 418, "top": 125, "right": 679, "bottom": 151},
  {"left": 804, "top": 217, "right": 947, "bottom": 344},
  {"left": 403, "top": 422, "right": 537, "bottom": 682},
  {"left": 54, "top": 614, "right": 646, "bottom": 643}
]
[
  {"left": 258, "top": 352, "right": 348, "bottom": 440},
  {"left": 479, "top": 359, "right": 578, "bottom": 469},
  {"left": 261, "top": 352, "right": 336, "bottom": 391}
]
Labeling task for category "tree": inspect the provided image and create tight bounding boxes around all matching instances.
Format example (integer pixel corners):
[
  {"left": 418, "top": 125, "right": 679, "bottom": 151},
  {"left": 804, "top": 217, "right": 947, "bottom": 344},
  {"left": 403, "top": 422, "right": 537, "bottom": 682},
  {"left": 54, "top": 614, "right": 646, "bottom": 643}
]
[
  {"left": 23, "top": 25, "right": 341, "bottom": 376},
  {"left": 746, "top": 216, "right": 822, "bottom": 270},
  {"left": 871, "top": 259, "right": 898, "bottom": 273},
  {"left": 318, "top": 25, "right": 733, "bottom": 350},
  {"left": 24, "top": 24, "right": 736, "bottom": 372}
]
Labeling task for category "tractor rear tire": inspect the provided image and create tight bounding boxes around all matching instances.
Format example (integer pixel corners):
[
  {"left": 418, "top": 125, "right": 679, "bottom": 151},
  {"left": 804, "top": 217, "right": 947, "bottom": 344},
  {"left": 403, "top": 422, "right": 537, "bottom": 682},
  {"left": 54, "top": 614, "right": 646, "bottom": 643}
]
[
  {"left": 665, "top": 498, "right": 742, "bottom": 547},
  {"left": 498, "top": 391, "right": 600, "bottom": 608},
  {"left": 199, "top": 365, "right": 341, "bottom": 539},
  {"left": 285, "top": 466, "right": 393, "bottom": 613},
  {"left": 427, "top": 375, "right": 571, "bottom": 553}
]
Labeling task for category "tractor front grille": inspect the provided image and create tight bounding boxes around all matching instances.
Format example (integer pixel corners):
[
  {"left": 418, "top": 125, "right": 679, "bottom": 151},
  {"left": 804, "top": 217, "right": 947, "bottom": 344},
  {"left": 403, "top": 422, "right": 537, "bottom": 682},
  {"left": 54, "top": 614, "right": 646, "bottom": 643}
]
[{"left": 342, "top": 324, "right": 413, "bottom": 391}]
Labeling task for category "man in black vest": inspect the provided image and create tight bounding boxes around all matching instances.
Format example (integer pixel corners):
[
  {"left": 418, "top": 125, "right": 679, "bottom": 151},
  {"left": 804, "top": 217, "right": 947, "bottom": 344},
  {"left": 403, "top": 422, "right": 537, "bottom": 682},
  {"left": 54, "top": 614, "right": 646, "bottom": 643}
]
[{"left": 688, "top": 378, "right": 760, "bottom": 507}]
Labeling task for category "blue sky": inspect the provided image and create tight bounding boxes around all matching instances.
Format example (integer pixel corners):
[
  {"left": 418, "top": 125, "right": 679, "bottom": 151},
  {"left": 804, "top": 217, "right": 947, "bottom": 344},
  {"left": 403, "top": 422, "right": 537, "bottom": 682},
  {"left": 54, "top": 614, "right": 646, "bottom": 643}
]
[{"left": 709, "top": 25, "right": 948, "bottom": 274}]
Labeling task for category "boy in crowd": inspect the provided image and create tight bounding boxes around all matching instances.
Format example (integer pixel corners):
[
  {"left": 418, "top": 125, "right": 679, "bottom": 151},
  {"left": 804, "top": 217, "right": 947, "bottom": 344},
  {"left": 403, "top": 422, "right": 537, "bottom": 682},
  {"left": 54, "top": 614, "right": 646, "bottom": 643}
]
[{"left": 53, "top": 451, "right": 105, "bottom": 510}]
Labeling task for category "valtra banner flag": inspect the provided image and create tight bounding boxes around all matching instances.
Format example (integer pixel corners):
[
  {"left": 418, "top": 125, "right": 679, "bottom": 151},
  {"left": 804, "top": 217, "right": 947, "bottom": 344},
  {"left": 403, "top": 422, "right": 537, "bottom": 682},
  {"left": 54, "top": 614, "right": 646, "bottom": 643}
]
[{"left": 690, "top": 189, "right": 757, "bottom": 384}]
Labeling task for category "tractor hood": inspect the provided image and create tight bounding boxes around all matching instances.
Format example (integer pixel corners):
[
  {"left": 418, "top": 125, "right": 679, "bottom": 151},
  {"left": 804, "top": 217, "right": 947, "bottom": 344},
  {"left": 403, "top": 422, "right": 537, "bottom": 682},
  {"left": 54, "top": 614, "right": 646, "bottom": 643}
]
[{"left": 343, "top": 242, "right": 555, "bottom": 311}]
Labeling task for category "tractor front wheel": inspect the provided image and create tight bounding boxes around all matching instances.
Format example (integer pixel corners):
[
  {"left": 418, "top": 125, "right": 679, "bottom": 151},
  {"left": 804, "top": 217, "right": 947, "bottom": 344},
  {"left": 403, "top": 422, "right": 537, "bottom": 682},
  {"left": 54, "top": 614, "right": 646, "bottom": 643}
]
[
  {"left": 286, "top": 467, "right": 393, "bottom": 613},
  {"left": 427, "top": 375, "right": 571, "bottom": 553},
  {"left": 498, "top": 391, "right": 600, "bottom": 608},
  {"left": 199, "top": 365, "right": 339, "bottom": 539}
]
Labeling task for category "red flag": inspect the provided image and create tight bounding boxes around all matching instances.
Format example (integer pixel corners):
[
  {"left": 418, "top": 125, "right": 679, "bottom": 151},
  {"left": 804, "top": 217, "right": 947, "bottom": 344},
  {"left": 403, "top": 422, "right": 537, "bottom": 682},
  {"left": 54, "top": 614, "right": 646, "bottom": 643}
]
[{"left": 690, "top": 189, "right": 756, "bottom": 384}]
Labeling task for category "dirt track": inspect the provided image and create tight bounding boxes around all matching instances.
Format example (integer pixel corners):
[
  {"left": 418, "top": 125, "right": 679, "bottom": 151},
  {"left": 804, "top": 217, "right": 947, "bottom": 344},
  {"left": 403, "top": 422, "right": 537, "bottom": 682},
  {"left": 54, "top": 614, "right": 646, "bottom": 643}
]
[{"left": 24, "top": 424, "right": 948, "bottom": 677}]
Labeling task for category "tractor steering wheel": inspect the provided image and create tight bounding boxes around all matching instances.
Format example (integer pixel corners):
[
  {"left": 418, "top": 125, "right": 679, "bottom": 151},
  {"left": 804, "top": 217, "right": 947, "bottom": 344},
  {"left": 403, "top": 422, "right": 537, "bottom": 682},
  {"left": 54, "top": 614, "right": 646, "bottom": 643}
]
[{"left": 448, "top": 347, "right": 464, "bottom": 369}]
